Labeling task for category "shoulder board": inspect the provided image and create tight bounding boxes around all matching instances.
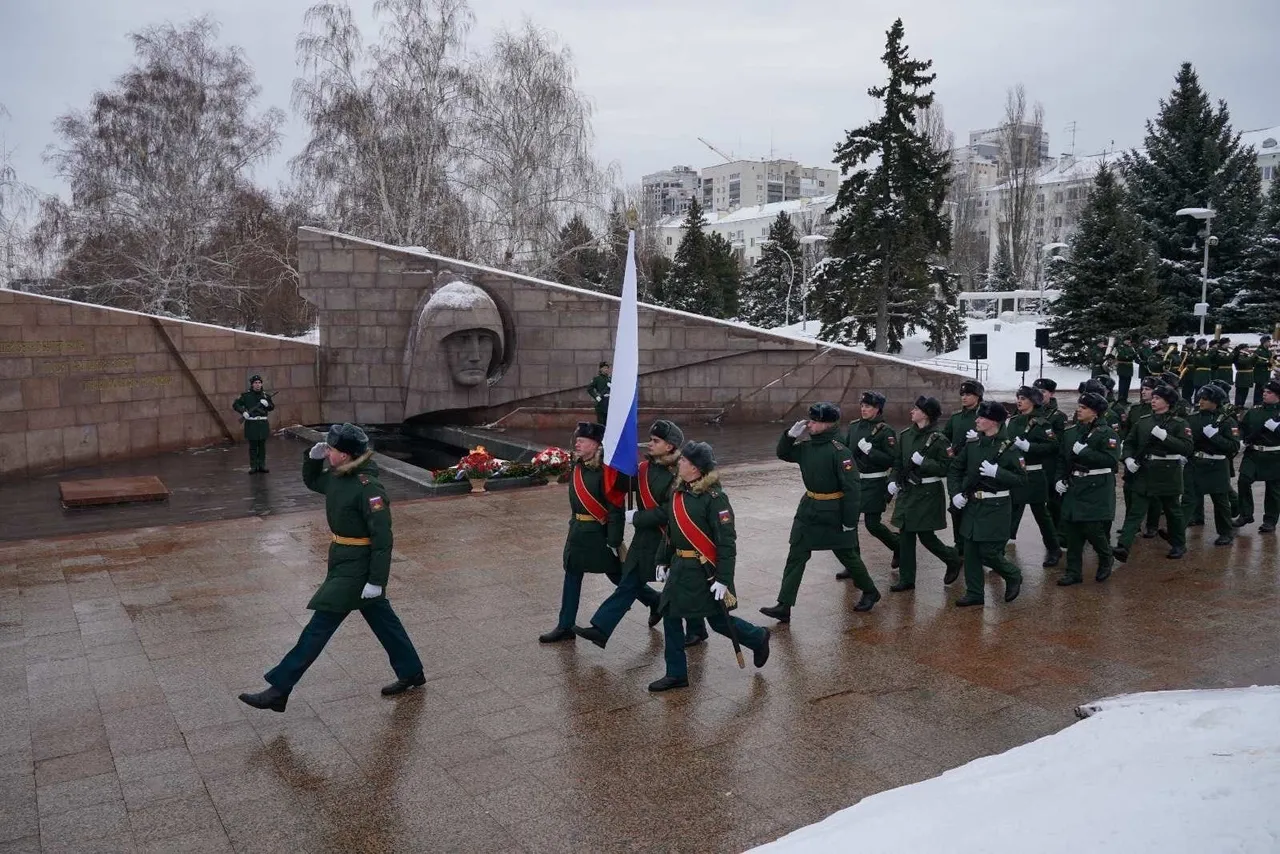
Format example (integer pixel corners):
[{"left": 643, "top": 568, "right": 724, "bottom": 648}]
[
  {"left": 832, "top": 440, "right": 848, "bottom": 450},
  {"left": 708, "top": 489, "right": 721, "bottom": 498},
  {"left": 358, "top": 474, "right": 370, "bottom": 485},
  {"left": 872, "top": 422, "right": 885, "bottom": 434},
  {"left": 1138, "top": 413, "right": 1152, "bottom": 420}
]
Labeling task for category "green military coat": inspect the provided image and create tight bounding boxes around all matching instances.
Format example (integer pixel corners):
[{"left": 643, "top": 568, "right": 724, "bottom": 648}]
[
  {"left": 891, "top": 423, "right": 951, "bottom": 532},
  {"left": 302, "top": 450, "right": 392, "bottom": 613},
  {"left": 947, "top": 433, "right": 1027, "bottom": 542},
  {"left": 656, "top": 472, "right": 738, "bottom": 619},
  {"left": 777, "top": 428, "right": 860, "bottom": 551},
  {"left": 1043, "top": 398, "right": 1069, "bottom": 437},
  {"left": 564, "top": 456, "right": 623, "bottom": 575},
  {"left": 1191, "top": 349, "right": 1212, "bottom": 387},
  {"left": 1123, "top": 410, "right": 1194, "bottom": 497},
  {"left": 1254, "top": 345, "right": 1274, "bottom": 387},
  {"left": 587, "top": 373, "right": 611, "bottom": 419},
  {"left": 233, "top": 390, "right": 274, "bottom": 441},
  {"left": 1211, "top": 347, "right": 1233, "bottom": 383},
  {"left": 845, "top": 416, "right": 897, "bottom": 514},
  {"left": 1233, "top": 345, "right": 1256, "bottom": 381},
  {"left": 1137, "top": 345, "right": 1154, "bottom": 378},
  {"left": 623, "top": 453, "right": 678, "bottom": 583},
  {"left": 942, "top": 405, "right": 979, "bottom": 454},
  {"left": 1006, "top": 406, "right": 1060, "bottom": 504},
  {"left": 1114, "top": 343, "right": 1136, "bottom": 377},
  {"left": 1106, "top": 399, "right": 1128, "bottom": 431},
  {"left": 1238, "top": 402, "right": 1280, "bottom": 481},
  {"left": 1058, "top": 419, "right": 1122, "bottom": 523},
  {"left": 1187, "top": 408, "right": 1241, "bottom": 494}
]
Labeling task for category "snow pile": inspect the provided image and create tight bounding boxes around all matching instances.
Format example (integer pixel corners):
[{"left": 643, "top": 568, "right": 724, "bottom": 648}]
[
  {"left": 427, "top": 280, "right": 491, "bottom": 309},
  {"left": 932, "top": 315, "right": 1088, "bottom": 394},
  {"left": 749, "top": 686, "right": 1280, "bottom": 854}
]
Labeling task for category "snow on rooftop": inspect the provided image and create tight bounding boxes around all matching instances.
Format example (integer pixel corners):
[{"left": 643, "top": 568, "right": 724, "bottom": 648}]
[{"left": 657, "top": 194, "right": 835, "bottom": 229}]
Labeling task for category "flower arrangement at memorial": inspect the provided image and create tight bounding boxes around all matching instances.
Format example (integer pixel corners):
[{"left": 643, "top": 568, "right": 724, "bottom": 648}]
[
  {"left": 456, "top": 446, "right": 500, "bottom": 480},
  {"left": 532, "top": 446, "right": 571, "bottom": 478}
]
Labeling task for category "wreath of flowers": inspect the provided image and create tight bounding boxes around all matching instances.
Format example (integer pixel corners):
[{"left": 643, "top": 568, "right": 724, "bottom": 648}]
[
  {"left": 532, "top": 446, "right": 571, "bottom": 476},
  {"left": 456, "top": 446, "right": 501, "bottom": 479}
]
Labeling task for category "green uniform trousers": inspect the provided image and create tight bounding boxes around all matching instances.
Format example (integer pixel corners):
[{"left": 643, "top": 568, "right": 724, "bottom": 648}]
[
  {"left": 863, "top": 512, "right": 900, "bottom": 556},
  {"left": 1238, "top": 473, "right": 1280, "bottom": 525},
  {"left": 961, "top": 539, "right": 1021, "bottom": 601},
  {"left": 778, "top": 543, "right": 877, "bottom": 605},
  {"left": 1182, "top": 476, "right": 1235, "bottom": 536},
  {"left": 1010, "top": 502, "right": 1060, "bottom": 551},
  {"left": 1061, "top": 521, "right": 1113, "bottom": 582},
  {"left": 896, "top": 531, "right": 959, "bottom": 586},
  {"left": 1124, "top": 481, "right": 1163, "bottom": 533},
  {"left": 248, "top": 440, "right": 267, "bottom": 472},
  {"left": 1118, "top": 493, "right": 1185, "bottom": 549}
]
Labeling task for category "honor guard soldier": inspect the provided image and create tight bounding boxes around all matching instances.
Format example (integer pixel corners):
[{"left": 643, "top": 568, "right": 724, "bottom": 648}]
[
  {"left": 1125, "top": 377, "right": 1163, "bottom": 539},
  {"left": 761, "top": 402, "right": 880, "bottom": 623},
  {"left": 1053, "top": 392, "right": 1122, "bottom": 585},
  {"left": 1033, "top": 377, "right": 1069, "bottom": 526},
  {"left": 539, "top": 422, "right": 624, "bottom": 643},
  {"left": 886, "top": 396, "right": 961, "bottom": 591},
  {"left": 588, "top": 361, "right": 612, "bottom": 425},
  {"left": 233, "top": 375, "right": 274, "bottom": 473},
  {"left": 1114, "top": 335, "right": 1138, "bottom": 401},
  {"left": 1113, "top": 384, "right": 1194, "bottom": 562},
  {"left": 1233, "top": 379, "right": 1280, "bottom": 533},
  {"left": 1184, "top": 384, "right": 1241, "bottom": 545},
  {"left": 238, "top": 424, "right": 425, "bottom": 712},
  {"left": 648, "top": 441, "right": 771, "bottom": 692},
  {"left": 943, "top": 380, "right": 985, "bottom": 554},
  {"left": 1007, "top": 385, "right": 1062, "bottom": 567},
  {"left": 845, "top": 391, "right": 901, "bottom": 566},
  {"left": 946, "top": 400, "right": 1025, "bottom": 607}
]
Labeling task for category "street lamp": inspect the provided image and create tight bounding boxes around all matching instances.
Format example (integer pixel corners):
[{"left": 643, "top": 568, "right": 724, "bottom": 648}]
[
  {"left": 1176, "top": 207, "right": 1216, "bottom": 336},
  {"left": 758, "top": 239, "right": 797, "bottom": 325},
  {"left": 798, "top": 234, "right": 829, "bottom": 330}
]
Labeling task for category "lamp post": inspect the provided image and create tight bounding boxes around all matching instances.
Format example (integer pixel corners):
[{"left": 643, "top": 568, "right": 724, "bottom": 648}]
[
  {"left": 798, "top": 234, "right": 829, "bottom": 331},
  {"left": 758, "top": 239, "right": 797, "bottom": 325},
  {"left": 1176, "top": 207, "right": 1216, "bottom": 337}
]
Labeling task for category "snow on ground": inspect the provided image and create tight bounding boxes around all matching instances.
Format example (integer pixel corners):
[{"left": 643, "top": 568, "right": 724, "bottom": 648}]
[{"left": 749, "top": 686, "right": 1280, "bottom": 854}]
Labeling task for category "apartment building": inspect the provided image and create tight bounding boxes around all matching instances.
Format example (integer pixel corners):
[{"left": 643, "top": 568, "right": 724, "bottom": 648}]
[
  {"left": 655, "top": 194, "right": 837, "bottom": 266},
  {"left": 699, "top": 159, "right": 838, "bottom": 212},
  {"left": 640, "top": 165, "right": 701, "bottom": 218}
]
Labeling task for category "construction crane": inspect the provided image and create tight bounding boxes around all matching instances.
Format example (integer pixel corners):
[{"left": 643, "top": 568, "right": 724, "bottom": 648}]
[{"left": 697, "top": 137, "right": 734, "bottom": 164}]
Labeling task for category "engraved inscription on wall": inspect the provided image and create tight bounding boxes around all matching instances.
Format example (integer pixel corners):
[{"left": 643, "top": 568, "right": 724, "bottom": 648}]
[
  {"left": 82, "top": 375, "right": 174, "bottom": 391},
  {"left": 41, "top": 356, "right": 136, "bottom": 375},
  {"left": 0, "top": 340, "right": 89, "bottom": 356}
]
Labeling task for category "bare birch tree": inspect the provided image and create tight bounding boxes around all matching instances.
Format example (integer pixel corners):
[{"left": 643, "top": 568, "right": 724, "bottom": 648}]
[
  {"left": 998, "top": 84, "right": 1044, "bottom": 286},
  {"left": 0, "top": 104, "right": 42, "bottom": 286}
]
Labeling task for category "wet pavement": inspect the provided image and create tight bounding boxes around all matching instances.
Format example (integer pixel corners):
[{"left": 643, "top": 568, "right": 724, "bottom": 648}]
[{"left": 3, "top": 457, "right": 1280, "bottom": 852}]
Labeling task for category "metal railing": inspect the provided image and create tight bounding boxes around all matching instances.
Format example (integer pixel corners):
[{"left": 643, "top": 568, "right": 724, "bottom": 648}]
[{"left": 916, "top": 357, "right": 989, "bottom": 384}]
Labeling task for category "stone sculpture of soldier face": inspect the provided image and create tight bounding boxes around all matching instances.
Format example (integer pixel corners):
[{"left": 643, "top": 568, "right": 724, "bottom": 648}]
[{"left": 443, "top": 329, "right": 498, "bottom": 387}]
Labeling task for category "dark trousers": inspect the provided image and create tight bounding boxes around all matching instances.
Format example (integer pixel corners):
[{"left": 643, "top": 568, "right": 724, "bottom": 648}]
[
  {"left": 1118, "top": 493, "right": 1185, "bottom": 549},
  {"left": 266, "top": 599, "right": 423, "bottom": 692},
  {"left": 1255, "top": 383, "right": 1267, "bottom": 407},
  {"left": 1061, "top": 520, "right": 1113, "bottom": 581},
  {"left": 662, "top": 612, "right": 764, "bottom": 680},
  {"left": 960, "top": 539, "right": 1021, "bottom": 601},
  {"left": 1237, "top": 472, "right": 1280, "bottom": 525},
  {"left": 248, "top": 440, "right": 267, "bottom": 471},
  {"left": 1117, "top": 372, "right": 1133, "bottom": 402},
  {"left": 556, "top": 567, "right": 622, "bottom": 631},
  {"left": 896, "top": 530, "right": 958, "bottom": 586},
  {"left": 1235, "top": 383, "right": 1251, "bottom": 409},
  {"left": 948, "top": 507, "right": 967, "bottom": 556},
  {"left": 1124, "top": 481, "right": 1163, "bottom": 532},
  {"left": 863, "top": 511, "right": 900, "bottom": 556},
  {"left": 1010, "top": 501, "right": 1060, "bottom": 551},
  {"left": 778, "top": 543, "right": 877, "bottom": 605},
  {"left": 590, "top": 570, "right": 660, "bottom": 637}
]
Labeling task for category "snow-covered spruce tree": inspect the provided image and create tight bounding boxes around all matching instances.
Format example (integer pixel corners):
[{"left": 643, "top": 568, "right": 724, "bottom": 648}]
[
  {"left": 1222, "top": 182, "right": 1280, "bottom": 327},
  {"left": 1120, "top": 62, "right": 1261, "bottom": 333},
  {"left": 738, "top": 210, "right": 802, "bottom": 327},
  {"left": 1047, "top": 164, "right": 1167, "bottom": 367},
  {"left": 663, "top": 198, "right": 740, "bottom": 319},
  {"left": 812, "top": 18, "right": 951, "bottom": 352},
  {"left": 922, "top": 265, "right": 965, "bottom": 354}
]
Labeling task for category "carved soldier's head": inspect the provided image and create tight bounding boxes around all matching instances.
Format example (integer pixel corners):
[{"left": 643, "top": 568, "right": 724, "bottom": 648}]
[{"left": 420, "top": 279, "right": 505, "bottom": 387}]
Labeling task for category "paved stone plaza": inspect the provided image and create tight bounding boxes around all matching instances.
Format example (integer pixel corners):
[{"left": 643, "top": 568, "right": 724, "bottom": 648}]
[{"left": 3, "top": 457, "right": 1278, "bottom": 853}]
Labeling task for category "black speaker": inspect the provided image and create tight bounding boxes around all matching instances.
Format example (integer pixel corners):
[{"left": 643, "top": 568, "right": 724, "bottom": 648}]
[
  {"left": 969, "top": 334, "right": 988, "bottom": 361},
  {"left": 1015, "top": 351, "right": 1030, "bottom": 372},
  {"left": 1035, "top": 328, "right": 1050, "bottom": 349}
]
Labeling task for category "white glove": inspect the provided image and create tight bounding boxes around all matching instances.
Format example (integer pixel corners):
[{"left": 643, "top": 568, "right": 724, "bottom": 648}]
[
  {"left": 887, "top": 481, "right": 899, "bottom": 497},
  {"left": 309, "top": 442, "right": 328, "bottom": 459},
  {"left": 857, "top": 438, "right": 873, "bottom": 454},
  {"left": 625, "top": 509, "right": 637, "bottom": 524},
  {"left": 709, "top": 581, "right": 729, "bottom": 601},
  {"left": 1072, "top": 441, "right": 1087, "bottom": 455},
  {"left": 655, "top": 565, "right": 669, "bottom": 583},
  {"left": 1125, "top": 457, "right": 1140, "bottom": 473},
  {"left": 911, "top": 451, "right": 925, "bottom": 465},
  {"left": 1055, "top": 480, "right": 1069, "bottom": 495},
  {"left": 965, "top": 429, "right": 978, "bottom": 441},
  {"left": 360, "top": 584, "right": 382, "bottom": 599},
  {"left": 1151, "top": 425, "right": 1168, "bottom": 441},
  {"left": 787, "top": 420, "right": 808, "bottom": 438},
  {"left": 609, "top": 546, "right": 618, "bottom": 557},
  {"left": 1202, "top": 424, "right": 1219, "bottom": 438},
  {"left": 1266, "top": 419, "right": 1280, "bottom": 432},
  {"left": 260, "top": 399, "right": 269, "bottom": 407},
  {"left": 241, "top": 411, "right": 251, "bottom": 420},
  {"left": 979, "top": 460, "right": 999, "bottom": 478},
  {"left": 842, "top": 525, "right": 856, "bottom": 532},
  {"left": 1013, "top": 436, "right": 1030, "bottom": 452},
  {"left": 952, "top": 494, "right": 968, "bottom": 510}
]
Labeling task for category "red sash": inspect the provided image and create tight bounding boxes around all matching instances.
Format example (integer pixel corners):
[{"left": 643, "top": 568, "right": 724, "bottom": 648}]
[
  {"left": 673, "top": 492, "right": 717, "bottom": 566},
  {"left": 637, "top": 460, "right": 658, "bottom": 509},
  {"left": 572, "top": 465, "right": 609, "bottom": 524}
]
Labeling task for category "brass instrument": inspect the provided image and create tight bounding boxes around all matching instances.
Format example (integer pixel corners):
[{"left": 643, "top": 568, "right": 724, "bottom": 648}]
[{"left": 1177, "top": 347, "right": 1192, "bottom": 380}]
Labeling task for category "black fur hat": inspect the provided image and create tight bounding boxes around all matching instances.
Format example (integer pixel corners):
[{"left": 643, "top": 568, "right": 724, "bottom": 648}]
[
  {"left": 249, "top": 374, "right": 262, "bottom": 385},
  {"left": 808, "top": 402, "right": 841, "bottom": 423},
  {"left": 976, "top": 400, "right": 1008, "bottom": 423},
  {"left": 1152, "top": 385, "right": 1179, "bottom": 406},
  {"left": 1160, "top": 371, "right": 1181, "bottom": 387},
  {"left": 326, "top": 422, "right": 369, "bottom": 457},
  {"left": 1015, "top": 385, "right": 1044, "bottom": 406},
  {"left": 574, "top": 422, "right": 606, "bottom": 443},
  {"left": 960, "top": 380, "right": 985, "bottom": 398},
  {"left": 1195, "top": 384, "right": 1227, "bottom": 406},
  {"left": 1140, "top": 375, "right": 1160, "bottom": 389},
  {"left": 913, "top": 395, "right": 943, "bottom": 422},
  {"left": 860, "top": 391, "right": 887, "bottom": 411},
  {"left": 649, "top": 419, "right": 684, "bottom": 449},
  {"left": 1079, "top": 379, "right": 1107, "bottom": 396},
  {"left": 1078, "top": 392, "right": 1109, "bottom": 414},
  {"left": 680, "top": 440, "right": 716, "bottom": 474},
  {"left": 1032, "top": 378, "right": 1057, "bottom": 393},
  {"left": 1266, "top": 380, "right": 1280, "bottom": 397}
]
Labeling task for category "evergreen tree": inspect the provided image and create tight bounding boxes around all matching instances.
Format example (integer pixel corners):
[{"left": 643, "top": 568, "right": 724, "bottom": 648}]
[
  {"left": 705, "top": 232, "right": 742, "bottom": 319},
  {"left": 551, "top": 214, "right": 606, "bottom": 292},
  {"left": 812, "top": 18, "right": 951, "bottom": 352},
  {"left": 1120, "top": 63, "right": 1262, "bottom": 333},
  {"left": 922, "top": 265, "right": 965, "bottom": 354},
  {"left": 1224, "top": 182, "right": 1280, "bottom": 325},
  {"left": 664, "top": 198, "right": 741, "bottom": 318},
  {"left": 1047, "top": 164, "right": 1167, "bottom": 366},
  {"left": 738, "top": 211, "right": 803, "bottom": 327},
  {"left": 987, "top": 235, "right": 1016, "bottom": 290}
]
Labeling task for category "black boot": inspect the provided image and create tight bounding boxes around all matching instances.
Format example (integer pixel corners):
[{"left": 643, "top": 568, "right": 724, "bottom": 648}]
[
  {"left": 1213, "top": 534, "right": 1234, "bottom": 546},
  {"left": 648, "top": 602, "right": 661, "bottom": 628},
  {"left": 954, "top": 594, "right": 984, "bottom": 607},
  {"left": 1041, "top": 548, "right": 1062, "bottom": 568},
  {"left": 753, "top": 627, "right": 771, "bottom": 669},
  {"left": 890, "top": 550, "right": 900, "bottom": 569},
  {"left": 572, "top": 625, "right": 608, "bottom": 649},
  {"left": 1261, "top": 522, "right": 1277, "bottom": 533},
  {"left": 1232, "top": 515, "right": 1254, "bottom": 528},
  {"left": 1166, "top": 545, "right": 1186, "bottom": 559},
  {"left": 259, "top": 467, "right": 270, "bottom": 473},
  {"left": 834, "top": 569, "right": 853, "bottom": 580},
  {"left": 1112, "top": 545, "right": 1129, "bottom": 563},
  {"left": 538, "top": 627, "right": 575, "bottom": 643},
  {"left": 1141, "top": 525, "right": 1158, "bottom": 539},
  {"left": 759, "top": 604, "right": 791, "bottom": 622},
  {"left": 1156, "top": 528, "right": 1170, "bottom": 542},
  {"left": 1056, "top": 575, "right": 1082, "bottom": 586},
  {"left": 853, "top": 590, "right": 881, "bottom": 612},
  {"left": 889, "top": 582, "right": 915, "bottom": 593},
  {"left": 648, "top": 675, "right": 688, "bottom": 692},
  {"left": 1095, "top": 560, "right": 1113, "bottom": 582},
  {"left": 238, "top": 686, "right": 288, "bottom": 713},
  {"left": 943, "top": 560, "right": 962, "bottom": 585},
  {"left": 683, "top": 629, "right": 708, "bottom": 648},
  {"left": 1003, "top": 577, "right": 1021, "bottom": 603},
  {"left": 381, "top": 673, "right": 426, "bottom": 696}
]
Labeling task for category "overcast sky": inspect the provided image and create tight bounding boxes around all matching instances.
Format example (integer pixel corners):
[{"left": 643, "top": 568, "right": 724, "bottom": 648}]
[{"left": 3, "top": 0, "right": 1278, "bottom": 197}]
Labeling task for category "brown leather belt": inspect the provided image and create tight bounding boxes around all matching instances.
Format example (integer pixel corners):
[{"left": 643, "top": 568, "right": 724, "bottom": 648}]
[
  {"left": 332, "top": 535, "right": 372, "bottom": 546},
  {"left": 805, "top": 490, "right": 844, "bottom": 500}
]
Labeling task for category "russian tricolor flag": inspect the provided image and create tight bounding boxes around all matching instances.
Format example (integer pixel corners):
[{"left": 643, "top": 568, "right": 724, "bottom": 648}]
[{"left": 601, "top": 231, "right": 640, "bottom": 506}]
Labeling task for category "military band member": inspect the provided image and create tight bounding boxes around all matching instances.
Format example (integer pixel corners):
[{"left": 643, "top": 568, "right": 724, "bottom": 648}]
[
  {"left": 1114, "top": 335, "right": 1137, "bottom": 401},
  {"left": 232, "top": 374, "right": 274, "bottom": 473},
  {"left": 1212, "top": 338, "right": 1234, "bottom": 386},
  {"left": 1183, "top": 384, "right": 1241, "bottom": 545},
  {"left": 1137, "top": 336, "right": 1155, "bottom": 381},
  {"left": 886, "top": 396, "right": 961, "bottom": 591},
  {"left": 539, "top": 422, "right": 624, "bottom": 643},
  {"left": 1053, "top": 392, "right": 1121, "bottom": 585},
  {"left": 588, "top": 361, "right": 612, "bottom": 425},
  {"left": 845, "top": 391, "right": 901, "bottom": 565},
  {"left": 1177, "top": 337, "right": 1196, "bottom": 401},
  {"left": 761, "top": 402, "right": 880, "bottom": 623},
  {"left": 1113, "top": 384, "right": 1194, "bottom": 562},
  {"left": 1089, "top": 339, "right": 1110, "bottom": 380},
  {"left": 238, "top": 424, "right": 425, "bottom": 712},
  {"left": 947, "top": 400, "right": 1024, "bottom": 607},
  {"left": 1233, "top": 380, "right": 1280, "bottom": 533},
  {"left": 1191, "top": 338, "right": 1213, "bottom": 393},
  {"left": 1007, "top": 385, "right": 1062, "bottom": 567},
  {"left": 942, "top": 380, "right": 985, "bottom": 555},
  {"left": 1231, "top": 342, "right": 1256, "bottom": 408},
  {"left": 1252, "top": 336, "right": 1274, "bottom": 407},
  {"left": 648, "top": 441, "right": 771, "bottom": 692}
]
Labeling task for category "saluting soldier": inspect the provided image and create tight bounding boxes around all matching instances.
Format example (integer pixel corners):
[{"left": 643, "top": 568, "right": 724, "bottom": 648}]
[
  {"left": 947, "top": 400, "right": 1025, "bottom": 607},
  {"left": 845, "top": 391, "right": 901, "bottom": 566},
  {"left": 761, "top": 402, "right": 880, "bottom": 623},
  {"left": 1114, "top": 335, "right": 1138, "bottom": 402},
  {"left": 1233, "top": 379, "right": 1280, "bottom": 533},
  {"left": 1113, "top": 384, "right": 1194, "bottom": 562},
  {"left": 942, "top": 380, "right": 985, "bottom": 554},
  {"left": 1053, "top": 391, "right": 1122, "bottom": 585},
  {"left": 539, "top": 422, "right": 624, "bottom": 644},
  {"left": 1033, "top": 378, "right": 1069, "bottom": 526},
  {"left": 587, "top": 361, "right": 612, "bottom": 425},
  {"left": 886, "top": 396, "right": 961, "bottom": 591},
  {"left": 1183, "top": 384, "right": 1241, "bottom": 545},
  {"left": 232, "top": 374, "right": 275, "bottom": 473},
  {"left": 238, "top": 424, "right": 425, "bottom": 712},
  {"left": 648, "top": 441, "right": 771, "bottom": 692},
  {"left": 1007, "top": 385, "right": 1062, "bottom": 567}
]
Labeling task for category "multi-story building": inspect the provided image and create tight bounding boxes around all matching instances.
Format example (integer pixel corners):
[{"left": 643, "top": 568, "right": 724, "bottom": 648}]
[
  {"left": 640, "top": 165, "right": 701, "bottom": 218},
  {"left": 655, "top": 194, "right": 837, "bottom": 266},
  {"left": 1242, "top": 125, "right": 1280, "bottom": 194},
  {"left": 699, "top": 159, "right": 838, "bottom": 212},
  {"left": 967, "top": 123, "right": 1052, "bottom": 171}
]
